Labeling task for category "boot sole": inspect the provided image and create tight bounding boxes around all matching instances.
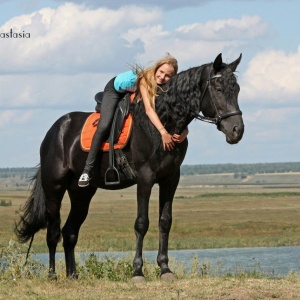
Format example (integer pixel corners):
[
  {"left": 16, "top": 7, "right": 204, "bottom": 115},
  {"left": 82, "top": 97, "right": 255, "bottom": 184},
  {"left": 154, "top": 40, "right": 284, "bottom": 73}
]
[{"left": 78, "top": 182, "right": 90, "bottom": 187}]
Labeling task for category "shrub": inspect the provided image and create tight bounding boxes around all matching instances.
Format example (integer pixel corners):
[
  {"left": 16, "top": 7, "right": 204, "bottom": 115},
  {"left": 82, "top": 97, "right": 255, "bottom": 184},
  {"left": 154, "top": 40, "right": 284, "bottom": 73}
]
[{"left": 0, "top": 200, "right": 12, "bottom": 207}]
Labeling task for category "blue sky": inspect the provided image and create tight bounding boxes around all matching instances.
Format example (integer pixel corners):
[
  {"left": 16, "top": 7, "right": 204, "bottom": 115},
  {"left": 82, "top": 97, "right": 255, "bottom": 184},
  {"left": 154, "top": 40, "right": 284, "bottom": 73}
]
[{"left": 0, "top": 0, "right": 299, "bottom": 167}]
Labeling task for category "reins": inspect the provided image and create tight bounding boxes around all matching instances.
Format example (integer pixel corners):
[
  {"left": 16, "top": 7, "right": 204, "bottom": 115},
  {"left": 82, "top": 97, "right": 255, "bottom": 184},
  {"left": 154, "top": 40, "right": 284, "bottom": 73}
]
[{"left": 196, "top": 65, "right": 242, "bottom": 126}]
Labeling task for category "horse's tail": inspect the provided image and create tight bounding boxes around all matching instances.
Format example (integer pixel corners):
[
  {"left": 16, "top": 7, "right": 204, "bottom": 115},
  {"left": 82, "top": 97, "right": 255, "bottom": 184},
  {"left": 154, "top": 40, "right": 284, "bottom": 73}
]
[{"left": 15, "top": 166, "right": 47, "bottom": 244}]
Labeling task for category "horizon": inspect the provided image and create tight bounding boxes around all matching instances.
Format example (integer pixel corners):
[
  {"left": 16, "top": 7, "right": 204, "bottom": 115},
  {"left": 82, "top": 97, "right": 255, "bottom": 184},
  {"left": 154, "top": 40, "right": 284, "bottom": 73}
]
[{"left": 1, "top": 161, "right": 300, "bottom": 169}]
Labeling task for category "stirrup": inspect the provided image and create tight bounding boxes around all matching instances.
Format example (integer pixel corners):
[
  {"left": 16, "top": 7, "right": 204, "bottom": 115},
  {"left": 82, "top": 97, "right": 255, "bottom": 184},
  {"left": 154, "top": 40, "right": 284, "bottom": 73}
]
[{"left": 104, "top": 166, "right": 120, "bottom": 185}]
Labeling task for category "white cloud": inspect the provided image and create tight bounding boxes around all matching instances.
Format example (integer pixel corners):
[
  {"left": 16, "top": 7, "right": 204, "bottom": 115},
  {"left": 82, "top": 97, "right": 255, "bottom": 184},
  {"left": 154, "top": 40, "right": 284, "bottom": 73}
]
[
  {"left": 48, "top": 0, "right": 210, "bottom": 10},
  {"left": 121, "top": 15, "right": 268, "bottom": 67},
  {"left": 175, "top": 15, "right": 269, "bottom": 40},
  {"left": 0, "top": 3, "right": 162, "bottom": 74},
  {"left": 244, "top": 107, "right": 300, "bottom": 125},
  {"left": 0, "top": 4, "right": 269, "bottom": 75},
  {"left": 0, "top": 0, "right": 298, "bottom": 168},
  {"left": 0, "top": 3, "right": 270, "bottom": 110},
  {"left": 241, "top": 47, "right": 300, "bottom": 104},
  {"left": 0, "top": 72, "right": 112, "bottom": 109},
  {"left": 0, "top": 109, "right": 32, "bottom": 130},
  {"left": 240, "top": 106, "right": 300, "bottom": 154},
  {"left": 0, "top": 110, "right": 16, "bottom": 128}
]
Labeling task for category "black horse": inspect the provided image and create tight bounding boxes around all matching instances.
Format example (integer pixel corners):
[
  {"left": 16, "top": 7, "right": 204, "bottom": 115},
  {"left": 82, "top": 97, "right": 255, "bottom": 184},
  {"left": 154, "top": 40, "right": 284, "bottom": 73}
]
[{"left": 15, "top": 53, "right": 244, "bottom": 282}]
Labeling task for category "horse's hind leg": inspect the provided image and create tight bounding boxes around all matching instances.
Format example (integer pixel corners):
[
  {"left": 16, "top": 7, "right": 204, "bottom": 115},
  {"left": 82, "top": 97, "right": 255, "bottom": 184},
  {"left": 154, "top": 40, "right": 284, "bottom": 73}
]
[
  {"left": 45, "top": 189, "right": 65, "bottom": 280},
  {"left": 62, "top": 186, "right": 97, "bottom": 278},
  {"left": 157, "top": 169, "right": 180, "bottom": 281}
]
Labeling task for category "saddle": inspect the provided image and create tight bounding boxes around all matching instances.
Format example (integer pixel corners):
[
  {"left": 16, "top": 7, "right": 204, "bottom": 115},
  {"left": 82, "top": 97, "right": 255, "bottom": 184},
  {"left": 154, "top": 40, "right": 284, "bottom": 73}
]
[
  {"left": 81, "top": 94, "right": 133, "bottom": 152},
  {"left": 80, "top": 93, "right": 136, "bottom": 185}
]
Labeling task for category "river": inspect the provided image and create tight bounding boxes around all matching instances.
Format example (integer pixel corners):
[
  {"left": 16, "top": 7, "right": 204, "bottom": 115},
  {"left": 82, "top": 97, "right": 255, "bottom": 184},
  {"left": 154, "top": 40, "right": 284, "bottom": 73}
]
[{"left": 34, "top": 246, "right": 300, "bottom": 277}]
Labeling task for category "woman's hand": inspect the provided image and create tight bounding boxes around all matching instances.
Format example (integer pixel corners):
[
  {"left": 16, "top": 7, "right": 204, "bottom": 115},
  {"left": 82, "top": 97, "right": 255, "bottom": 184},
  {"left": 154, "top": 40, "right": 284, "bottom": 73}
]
[
  {"left": 160, "top": 129, "right": 175, "bottom": 151},
  {"left": 172, "top": 128, "right": 189, "bottom": 143}
]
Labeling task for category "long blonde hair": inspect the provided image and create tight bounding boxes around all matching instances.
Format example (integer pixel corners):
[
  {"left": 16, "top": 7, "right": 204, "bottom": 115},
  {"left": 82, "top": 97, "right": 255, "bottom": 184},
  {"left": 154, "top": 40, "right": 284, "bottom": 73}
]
[{"left": 135, "top": 53, "right": 178, "bottom": 108}]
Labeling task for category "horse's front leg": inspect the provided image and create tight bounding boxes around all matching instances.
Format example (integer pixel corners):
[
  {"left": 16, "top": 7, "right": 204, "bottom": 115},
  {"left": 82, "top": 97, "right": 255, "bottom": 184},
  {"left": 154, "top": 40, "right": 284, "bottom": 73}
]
[
  {"left": 157, "top": 169, "right": 180, "bottom": 281},
  {"left": 132, "top": 176, "right": 154, "bottom": 282}
]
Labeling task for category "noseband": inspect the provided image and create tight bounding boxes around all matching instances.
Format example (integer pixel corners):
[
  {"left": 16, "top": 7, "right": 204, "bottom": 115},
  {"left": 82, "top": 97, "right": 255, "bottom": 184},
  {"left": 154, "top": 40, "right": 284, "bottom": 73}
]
[{"left": 196, "top": 66, "right": 242, "bottom": 126}]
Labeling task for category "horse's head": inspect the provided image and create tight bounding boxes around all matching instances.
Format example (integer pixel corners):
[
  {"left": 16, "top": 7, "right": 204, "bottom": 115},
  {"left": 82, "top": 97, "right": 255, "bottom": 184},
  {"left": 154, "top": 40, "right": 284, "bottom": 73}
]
[{"left": 199, "top": 53, "right": 244, "bottom": 144}]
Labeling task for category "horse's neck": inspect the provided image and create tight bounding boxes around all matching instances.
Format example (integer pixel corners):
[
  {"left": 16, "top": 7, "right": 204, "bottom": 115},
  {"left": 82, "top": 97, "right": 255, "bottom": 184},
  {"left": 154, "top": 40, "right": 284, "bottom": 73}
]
[{"left": 156, "top": 65, "right": 207, "bottom": 133}]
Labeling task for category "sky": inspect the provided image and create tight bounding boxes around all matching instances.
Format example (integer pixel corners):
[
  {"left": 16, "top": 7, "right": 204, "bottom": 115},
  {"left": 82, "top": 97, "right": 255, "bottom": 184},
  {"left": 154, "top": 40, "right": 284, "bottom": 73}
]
[{"left": 0, "top": 0, "right": 299, "bottom": 167}]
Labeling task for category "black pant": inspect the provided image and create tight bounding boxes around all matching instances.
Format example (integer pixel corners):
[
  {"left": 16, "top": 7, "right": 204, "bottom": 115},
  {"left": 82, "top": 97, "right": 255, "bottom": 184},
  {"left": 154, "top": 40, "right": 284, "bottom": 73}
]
[{"left": 83, "top": 78, "right": 124, "bottom": 174}]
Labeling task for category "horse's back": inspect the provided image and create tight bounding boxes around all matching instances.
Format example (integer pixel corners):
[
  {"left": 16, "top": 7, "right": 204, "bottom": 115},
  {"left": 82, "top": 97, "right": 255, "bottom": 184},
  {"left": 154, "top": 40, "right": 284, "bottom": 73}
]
[{"left": 40, "top": 111, "right": 92, "bottom": 178}]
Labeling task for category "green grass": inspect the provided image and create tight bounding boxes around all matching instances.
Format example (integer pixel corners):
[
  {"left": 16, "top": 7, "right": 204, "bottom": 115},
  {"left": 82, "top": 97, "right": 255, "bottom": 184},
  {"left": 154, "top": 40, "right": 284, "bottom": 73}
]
[{"left": 1, "top": 173, "right": 300, "bottom": 252}]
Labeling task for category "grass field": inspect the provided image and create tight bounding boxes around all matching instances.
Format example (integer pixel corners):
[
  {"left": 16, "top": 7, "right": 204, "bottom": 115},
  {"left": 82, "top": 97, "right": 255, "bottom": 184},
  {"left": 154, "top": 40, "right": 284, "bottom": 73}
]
[
  {"left": 1, "top": 172, "right": 300, "bottom": 253},
  {"left": 1, "top": 172, "right": 300, "bottom": 299}
]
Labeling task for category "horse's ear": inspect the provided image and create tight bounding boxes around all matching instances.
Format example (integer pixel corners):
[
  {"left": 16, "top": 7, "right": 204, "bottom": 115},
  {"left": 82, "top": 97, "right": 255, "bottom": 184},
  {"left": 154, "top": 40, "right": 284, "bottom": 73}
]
[
  {"left": 213, "top": 53, "right": 223, "bottom": 73},
  {"left": 228, "top": 53, "right": 242, "bottom": 72}
]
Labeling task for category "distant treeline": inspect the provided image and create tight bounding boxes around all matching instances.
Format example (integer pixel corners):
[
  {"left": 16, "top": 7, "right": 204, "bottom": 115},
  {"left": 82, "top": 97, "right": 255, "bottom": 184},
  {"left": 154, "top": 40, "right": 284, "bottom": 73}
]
[
  {"left": 0, "top": 167, "right": 35, "bottom": 178},
  {"left": 180, "top": 162, "right": 300, "bottom": 176},
  {"left": 1, "top": 163, "right": 300, "bottom": 177}
]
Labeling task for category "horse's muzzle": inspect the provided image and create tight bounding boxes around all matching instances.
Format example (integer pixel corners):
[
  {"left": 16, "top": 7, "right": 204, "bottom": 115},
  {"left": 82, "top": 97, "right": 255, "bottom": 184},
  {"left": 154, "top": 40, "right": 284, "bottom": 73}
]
[{"left": 220, "top": 117, "right": 244, "bottom": 144}]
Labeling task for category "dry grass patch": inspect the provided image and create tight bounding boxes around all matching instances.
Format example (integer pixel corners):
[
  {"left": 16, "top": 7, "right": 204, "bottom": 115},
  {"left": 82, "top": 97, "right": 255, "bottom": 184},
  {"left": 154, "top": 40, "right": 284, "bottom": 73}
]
[{"left": 1, "top": 277, "right": 300, "bottom": 299}]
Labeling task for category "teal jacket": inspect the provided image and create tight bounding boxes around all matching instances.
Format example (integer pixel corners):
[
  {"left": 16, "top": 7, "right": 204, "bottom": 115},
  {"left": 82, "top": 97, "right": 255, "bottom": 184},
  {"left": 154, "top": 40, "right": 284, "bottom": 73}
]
[{"left": 114, "top": 70, "right": 137, "bottom": 93}]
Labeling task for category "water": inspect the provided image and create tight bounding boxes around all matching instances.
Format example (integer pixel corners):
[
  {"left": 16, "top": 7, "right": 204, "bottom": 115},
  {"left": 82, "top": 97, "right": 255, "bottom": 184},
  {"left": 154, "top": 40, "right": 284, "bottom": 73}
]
[{"left": 34, "top": 246, "right": 300, "bottom": 277}]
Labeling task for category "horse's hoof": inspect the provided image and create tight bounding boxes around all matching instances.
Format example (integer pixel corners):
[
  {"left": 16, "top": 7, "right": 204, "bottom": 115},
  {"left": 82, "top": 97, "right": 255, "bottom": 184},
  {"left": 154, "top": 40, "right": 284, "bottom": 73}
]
[
  {"left": 48, "top": 273, "right": 57, "bottom": 281},
  {"left": 161, "top": 272, "right": 177, "bottom": 282},
  {"left": 131, "top": 276, "right": 146, "bottom": 284},
  {"left": 68, "top": 273, "right": 78, "bottom": 280}
]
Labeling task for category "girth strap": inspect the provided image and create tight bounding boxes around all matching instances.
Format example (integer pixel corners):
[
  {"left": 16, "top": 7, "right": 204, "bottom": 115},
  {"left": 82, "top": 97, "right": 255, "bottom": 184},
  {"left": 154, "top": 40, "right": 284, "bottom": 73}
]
[{"left": 115, "top": 149, "right": 136, "bottom": 180}]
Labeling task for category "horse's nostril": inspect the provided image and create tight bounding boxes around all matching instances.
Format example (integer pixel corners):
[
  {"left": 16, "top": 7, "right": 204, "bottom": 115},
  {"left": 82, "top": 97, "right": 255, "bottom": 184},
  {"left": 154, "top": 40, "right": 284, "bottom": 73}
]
[
  {"left": 233, "top": 123, "right": 244, "bottom": 139},
  {"left": 233, "top": 125, "right": 242, "bottom": 138}
]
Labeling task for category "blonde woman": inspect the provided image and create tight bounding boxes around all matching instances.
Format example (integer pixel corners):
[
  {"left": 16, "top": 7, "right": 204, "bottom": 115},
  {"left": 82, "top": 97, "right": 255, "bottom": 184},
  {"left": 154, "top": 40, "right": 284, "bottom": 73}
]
[{"left": 79, "top": 54, "right": 189, "bottom": 187}]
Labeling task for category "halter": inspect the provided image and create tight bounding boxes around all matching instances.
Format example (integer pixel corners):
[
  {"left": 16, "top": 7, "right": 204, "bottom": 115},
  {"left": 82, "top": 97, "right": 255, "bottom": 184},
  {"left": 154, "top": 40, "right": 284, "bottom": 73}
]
[{"left": 196, "top": 65, "right": 242, "bottom": 126}]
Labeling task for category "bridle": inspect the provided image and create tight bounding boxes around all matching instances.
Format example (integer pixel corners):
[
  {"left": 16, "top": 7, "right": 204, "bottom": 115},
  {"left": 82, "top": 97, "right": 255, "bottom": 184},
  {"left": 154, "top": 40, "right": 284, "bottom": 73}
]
[{"left": 196, "top": 65, "right": 242, "bottom": 126}]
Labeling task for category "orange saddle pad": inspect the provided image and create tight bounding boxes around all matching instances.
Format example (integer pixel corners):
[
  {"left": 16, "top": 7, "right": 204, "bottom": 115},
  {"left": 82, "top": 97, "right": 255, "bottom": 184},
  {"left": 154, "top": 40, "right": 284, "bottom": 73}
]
[{"left": 80, "top": 112, "right": 133, "bottom": 152}]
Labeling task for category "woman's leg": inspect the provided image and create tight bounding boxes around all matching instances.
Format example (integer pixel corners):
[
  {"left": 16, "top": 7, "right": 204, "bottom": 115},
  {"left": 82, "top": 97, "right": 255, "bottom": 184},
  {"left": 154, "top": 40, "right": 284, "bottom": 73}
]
[{"left": 79, "top": 78, "right": 123, "bottom": 187}]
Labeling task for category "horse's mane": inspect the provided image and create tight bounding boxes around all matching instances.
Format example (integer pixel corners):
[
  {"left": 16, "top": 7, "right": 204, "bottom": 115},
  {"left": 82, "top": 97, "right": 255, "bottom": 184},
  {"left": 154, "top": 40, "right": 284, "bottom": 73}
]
[
  {"left": 132, "top": 64, "right": 209, "bottom": 135},
  {"left": 156, "top": 65, "right": 208, "bottom": 133}
]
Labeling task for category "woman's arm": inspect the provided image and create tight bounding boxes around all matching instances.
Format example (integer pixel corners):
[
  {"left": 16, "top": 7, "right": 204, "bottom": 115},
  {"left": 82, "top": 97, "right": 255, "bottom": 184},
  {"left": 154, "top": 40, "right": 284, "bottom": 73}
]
[{"left": 139, "top": 80, "right": 174, "bottom": 151}]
